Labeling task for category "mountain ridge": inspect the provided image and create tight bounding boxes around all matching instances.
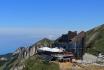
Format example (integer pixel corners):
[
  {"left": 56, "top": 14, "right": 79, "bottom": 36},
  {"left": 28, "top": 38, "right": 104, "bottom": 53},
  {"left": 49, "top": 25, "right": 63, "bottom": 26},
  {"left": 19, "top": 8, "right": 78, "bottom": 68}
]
[{"left": 0, "top": 24, "right": 104, "bottom": 70}]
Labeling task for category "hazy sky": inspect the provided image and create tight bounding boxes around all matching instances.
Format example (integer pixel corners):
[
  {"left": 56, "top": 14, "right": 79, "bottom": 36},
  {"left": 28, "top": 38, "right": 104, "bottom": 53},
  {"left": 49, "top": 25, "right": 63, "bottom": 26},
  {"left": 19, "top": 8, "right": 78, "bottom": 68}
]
[{"left": 0, "top": 0, "right": 104, "bottom": 54}]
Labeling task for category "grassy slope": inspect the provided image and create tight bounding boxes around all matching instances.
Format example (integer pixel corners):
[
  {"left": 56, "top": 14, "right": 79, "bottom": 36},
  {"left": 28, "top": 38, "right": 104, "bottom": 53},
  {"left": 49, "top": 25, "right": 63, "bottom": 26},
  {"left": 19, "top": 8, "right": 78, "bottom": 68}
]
[
  {"left": 86, "top": 24, "right": 104, "bottom": 55},
  {"left": 35, "top": 38, "right": 54, "bottom": 47},
  {"left": 3, "top": 54, "right": 59, "bottom": 70},
  {"left": 2, "top": 38, "right": 55, "bottom": 70},
  {"left": 0, "top": 60, "right": 7, "bottom": 70},
  {"left": 23, "top": 55, "right": 59, "bottom": 70},
  {"left": 0, "top": 67, "right": 2, "bottom": 70},
  {"left": 0, "top": 65, "right": 2, "bottom": 70}
]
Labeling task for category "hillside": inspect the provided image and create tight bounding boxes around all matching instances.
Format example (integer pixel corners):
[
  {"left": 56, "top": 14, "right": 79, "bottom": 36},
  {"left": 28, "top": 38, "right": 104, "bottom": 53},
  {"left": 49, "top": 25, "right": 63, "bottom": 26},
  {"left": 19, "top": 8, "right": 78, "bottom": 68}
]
[
  {"left": 3, "top": 54, "right": 59, "bottom": 70},
  {"left": 1, "top": 24, "right": 104, "bottom": 70},
  {"left": 23, "top": 55, "right": 59, "bottom": 70},
  {"left": 0, "top": 53, "right": 13, "bottom": 70},
  {"left": 1, "top": 38, "right": 54, "bottom": 70},
  {"left": 34, "top": 38, "right": 54, "bottom": 47},
  {"left": 86, "top": 24, "right": 104, "bottom": 55}
]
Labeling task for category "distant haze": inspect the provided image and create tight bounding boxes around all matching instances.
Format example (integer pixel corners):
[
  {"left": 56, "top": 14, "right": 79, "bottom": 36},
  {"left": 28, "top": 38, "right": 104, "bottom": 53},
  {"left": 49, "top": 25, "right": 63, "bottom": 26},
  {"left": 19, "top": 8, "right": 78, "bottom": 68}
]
[{"left": 0, "top": 0, "right": 104, "bottom": 54}]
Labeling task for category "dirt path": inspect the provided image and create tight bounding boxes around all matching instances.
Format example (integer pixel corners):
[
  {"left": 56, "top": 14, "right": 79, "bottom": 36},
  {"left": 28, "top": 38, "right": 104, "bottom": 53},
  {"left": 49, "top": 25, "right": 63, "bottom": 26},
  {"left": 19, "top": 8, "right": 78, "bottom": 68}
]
[
  {"left": 58, "top": 62, "right": 104, "bottom": 70},
  {"left": 59, "top": 62, "right": 73, "bottom": 70}
]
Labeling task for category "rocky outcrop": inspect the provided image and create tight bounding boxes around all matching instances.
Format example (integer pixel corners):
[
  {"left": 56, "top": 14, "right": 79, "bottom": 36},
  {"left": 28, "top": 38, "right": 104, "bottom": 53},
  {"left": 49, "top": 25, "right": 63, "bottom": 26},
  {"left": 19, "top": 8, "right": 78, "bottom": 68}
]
[
  {"left": 13, "top": 46, "right": 36, "bottom": 59},
  {"left": 4, "top": 38, "right": 54, "bottom": 70},
  {"left": 12, "top": 38, "right": 52, "bottom": 59}
]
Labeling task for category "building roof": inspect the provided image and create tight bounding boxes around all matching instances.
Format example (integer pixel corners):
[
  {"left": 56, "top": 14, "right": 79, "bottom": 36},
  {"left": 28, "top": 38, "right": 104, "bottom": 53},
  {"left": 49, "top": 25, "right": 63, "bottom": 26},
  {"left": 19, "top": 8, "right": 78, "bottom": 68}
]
[{"left": 38, "top": 47, "right": 63, "bottom": 53}]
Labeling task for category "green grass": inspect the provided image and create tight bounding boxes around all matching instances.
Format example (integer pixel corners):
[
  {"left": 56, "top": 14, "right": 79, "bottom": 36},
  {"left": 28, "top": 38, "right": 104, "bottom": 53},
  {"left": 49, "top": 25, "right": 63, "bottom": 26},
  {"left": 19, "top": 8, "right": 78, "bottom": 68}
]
[
  {"left": 0, "top": 66, "right": 3, "bottom": 70},
  {"left": 35, "top": 38, "right": 54, "bottom": 47},
  {"left": 86, "top": 24, "right": 104, "bottom": 55},
  {"left": 23, "top": 56, "right": 59, "bottom": 70},
  {"left": 0, "top": 60, "right": 6, "bottom": 69}
]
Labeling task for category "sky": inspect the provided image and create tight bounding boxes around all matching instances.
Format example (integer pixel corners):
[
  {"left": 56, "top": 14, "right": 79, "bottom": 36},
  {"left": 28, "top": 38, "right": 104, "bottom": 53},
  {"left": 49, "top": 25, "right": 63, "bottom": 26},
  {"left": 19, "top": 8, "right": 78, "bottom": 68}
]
[{"left": 0, "top": 0, "right": 104, "bottom": 54}]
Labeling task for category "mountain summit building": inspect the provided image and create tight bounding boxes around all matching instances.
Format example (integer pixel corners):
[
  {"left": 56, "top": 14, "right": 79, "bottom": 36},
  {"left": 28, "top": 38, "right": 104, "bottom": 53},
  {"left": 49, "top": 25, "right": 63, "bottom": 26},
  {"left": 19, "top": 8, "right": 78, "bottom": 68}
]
[{"left": 37, "top": 31, "right": 86, "bottom": 61}]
